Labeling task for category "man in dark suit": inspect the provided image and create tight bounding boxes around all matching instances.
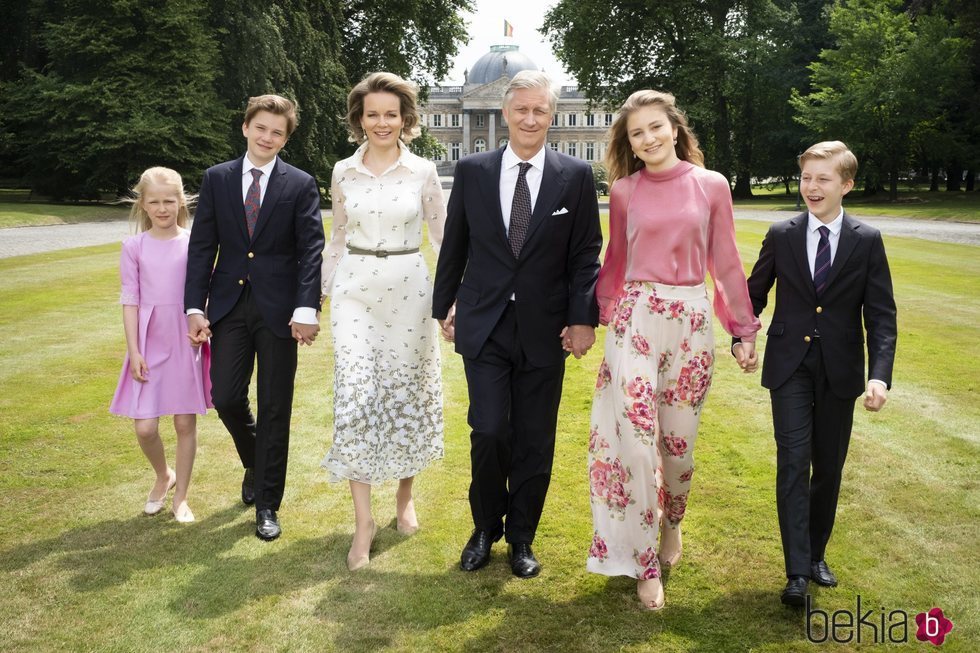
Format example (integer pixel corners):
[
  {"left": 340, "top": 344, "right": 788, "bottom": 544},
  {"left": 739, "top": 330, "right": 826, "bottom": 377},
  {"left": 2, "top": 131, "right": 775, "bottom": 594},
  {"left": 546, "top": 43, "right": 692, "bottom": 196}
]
[
  {"left": 734, "top": 141, "right": 897, "bottom": 606},
  {"left": 185, "top": 94, "right": 324, "bottom": 540},
  {"left": 432, "top": 71, "right": 602, "bottom": 578}
]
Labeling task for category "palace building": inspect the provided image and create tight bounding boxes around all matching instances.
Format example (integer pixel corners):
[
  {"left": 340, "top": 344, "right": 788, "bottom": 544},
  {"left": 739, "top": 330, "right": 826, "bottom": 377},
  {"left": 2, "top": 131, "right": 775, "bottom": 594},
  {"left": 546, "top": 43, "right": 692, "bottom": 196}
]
[{"left": 419, "top": 44, "right": 617, "bottom": 174}]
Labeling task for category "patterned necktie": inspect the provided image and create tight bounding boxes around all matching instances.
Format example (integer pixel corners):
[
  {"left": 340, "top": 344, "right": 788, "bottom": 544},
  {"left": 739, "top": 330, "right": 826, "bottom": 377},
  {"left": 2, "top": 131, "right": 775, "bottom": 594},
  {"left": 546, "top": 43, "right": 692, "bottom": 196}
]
[
  {"left": 813, "top": 225, "right": 831, "bottom": 295},
  {"left": 508, "top": 162, "right": 532, "bottom": 258},
  {"left": 245, "top": 168, "right": 263, "bottom": 238}
]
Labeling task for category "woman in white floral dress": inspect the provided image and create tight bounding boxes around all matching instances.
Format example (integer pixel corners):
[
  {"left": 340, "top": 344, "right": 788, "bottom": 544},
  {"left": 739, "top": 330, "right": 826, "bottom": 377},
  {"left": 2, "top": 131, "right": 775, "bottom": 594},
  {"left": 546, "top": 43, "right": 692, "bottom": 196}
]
[
  {"left": 321, "top": 72, "right": 446, "bottom": 571},
  {"left": 586, "top": 91, "right": 760, "bottom": 609}
]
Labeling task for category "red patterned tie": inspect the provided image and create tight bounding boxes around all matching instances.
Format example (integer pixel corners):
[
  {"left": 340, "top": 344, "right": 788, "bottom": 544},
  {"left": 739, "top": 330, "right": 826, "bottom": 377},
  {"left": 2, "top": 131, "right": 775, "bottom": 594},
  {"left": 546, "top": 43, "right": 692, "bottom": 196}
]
[
  {"left": 245, "top": 168, "right": 262, "bottom": 237},
  {"left": 508, "top": 162, "right": 532, "bottom": 258}
]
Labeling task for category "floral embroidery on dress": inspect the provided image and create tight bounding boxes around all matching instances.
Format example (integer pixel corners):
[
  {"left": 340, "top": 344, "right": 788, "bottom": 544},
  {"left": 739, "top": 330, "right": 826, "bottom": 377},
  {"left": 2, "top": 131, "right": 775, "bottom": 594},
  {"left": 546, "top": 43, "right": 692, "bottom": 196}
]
[
  {"left": 631, "top": 333, "right": 651, "bottom": 357},
  {"left": 661, "top": 432, "right": 689, "bottom": 457}
]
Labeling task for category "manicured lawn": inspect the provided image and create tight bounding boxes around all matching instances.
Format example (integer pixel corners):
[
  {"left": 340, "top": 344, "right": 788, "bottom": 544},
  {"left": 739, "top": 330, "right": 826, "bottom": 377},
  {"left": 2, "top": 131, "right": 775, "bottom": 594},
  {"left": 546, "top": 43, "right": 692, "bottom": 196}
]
[
  {"left": 0, "top": 199, "right": 128, "bottom": 228},
  {"left": 0, "top": 220, "right": 976, "bottom": 651},
  {"left": 734, "top": 185, "right": 980, "bottom": 222}
]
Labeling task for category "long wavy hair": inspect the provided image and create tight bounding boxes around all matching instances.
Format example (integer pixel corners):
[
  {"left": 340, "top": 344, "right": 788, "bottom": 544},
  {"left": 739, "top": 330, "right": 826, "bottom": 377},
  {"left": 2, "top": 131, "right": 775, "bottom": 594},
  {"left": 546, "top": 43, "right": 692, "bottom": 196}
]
[{"left": 604, "top": 90, "right": 704, "bottom": 187}]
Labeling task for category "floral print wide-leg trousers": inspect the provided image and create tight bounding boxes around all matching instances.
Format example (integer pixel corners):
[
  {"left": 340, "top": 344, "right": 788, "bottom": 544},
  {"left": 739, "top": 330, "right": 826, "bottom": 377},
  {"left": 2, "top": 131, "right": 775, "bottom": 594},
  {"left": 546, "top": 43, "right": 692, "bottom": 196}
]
[{"left": 587, "top": 282, "right": 715, "bottom": 580}]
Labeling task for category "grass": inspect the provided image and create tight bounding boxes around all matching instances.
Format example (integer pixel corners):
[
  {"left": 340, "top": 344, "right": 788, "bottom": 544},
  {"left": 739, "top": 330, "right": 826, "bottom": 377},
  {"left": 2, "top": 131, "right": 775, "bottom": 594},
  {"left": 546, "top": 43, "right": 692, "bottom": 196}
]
[
  {"left": 0, "top": 217, "right": 977, "bottom": 651},
  {"left": 0, "top": 199, "right": 129, "bottom": 228},
  {"left": 733, "top": 184, "right": 980, "bottom": 222}
]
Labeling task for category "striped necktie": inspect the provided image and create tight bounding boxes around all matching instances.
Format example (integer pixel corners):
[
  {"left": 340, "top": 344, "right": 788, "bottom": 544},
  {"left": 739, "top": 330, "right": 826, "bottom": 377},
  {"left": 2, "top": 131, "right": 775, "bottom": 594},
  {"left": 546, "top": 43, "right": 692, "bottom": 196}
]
[{"left": 813, "top": 226, "right": 831, "bottom": 295}]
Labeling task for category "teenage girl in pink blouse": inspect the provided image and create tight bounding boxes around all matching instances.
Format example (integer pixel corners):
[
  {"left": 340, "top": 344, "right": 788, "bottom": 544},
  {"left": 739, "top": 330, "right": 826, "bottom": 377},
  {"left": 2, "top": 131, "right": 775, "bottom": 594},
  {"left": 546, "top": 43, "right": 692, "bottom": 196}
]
[{"left": 585, "top": 90, "right": 760, "bottom": 610}]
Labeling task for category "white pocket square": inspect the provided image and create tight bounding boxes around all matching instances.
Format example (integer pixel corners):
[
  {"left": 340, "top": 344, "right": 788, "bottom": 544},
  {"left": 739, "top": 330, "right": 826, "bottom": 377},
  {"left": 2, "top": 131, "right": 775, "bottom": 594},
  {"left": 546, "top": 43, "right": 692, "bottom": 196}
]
[{"left": 551, "top": 207, "right": 570, "bottom": 216}]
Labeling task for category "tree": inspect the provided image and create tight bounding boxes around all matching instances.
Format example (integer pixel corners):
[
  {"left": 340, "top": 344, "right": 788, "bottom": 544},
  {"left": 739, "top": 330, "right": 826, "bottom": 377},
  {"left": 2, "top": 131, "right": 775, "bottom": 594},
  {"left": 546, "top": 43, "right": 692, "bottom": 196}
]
[
  {"left": 408, "top": 126, "right": 447, "bottom": 161},
  {"left": 1, "top": 0, "right": 230, "bottom": 198},
  {"left": 541, "top": 0, "right": 826, "bottom": 196},
  {"left": 791, "top": 0, "right": 970, "bottom": 199},
  {"left": 339, "top": 0, "right": 473, "bottom": 87}
]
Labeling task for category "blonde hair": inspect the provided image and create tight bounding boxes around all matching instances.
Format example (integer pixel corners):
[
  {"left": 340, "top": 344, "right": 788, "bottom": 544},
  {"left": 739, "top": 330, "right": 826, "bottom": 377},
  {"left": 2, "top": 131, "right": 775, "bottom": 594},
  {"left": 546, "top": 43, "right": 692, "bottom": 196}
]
[
  {"left": 604, "top": 90, "right": 704, "bottom": 187},
  {"left": 244, "top": 94, "right": 299, "bottom": 137},
  {"left": 503, "top": 70, "right": 558, "bottom": 113},
  {"left": 346, "top": 72, "right": 421, "bottom": 144},
  {"left": 799, "top": 141, "right": 858, "bottom": 182},
  {"left": 126, "top": 167, "right": 192, "bottom": 233}
]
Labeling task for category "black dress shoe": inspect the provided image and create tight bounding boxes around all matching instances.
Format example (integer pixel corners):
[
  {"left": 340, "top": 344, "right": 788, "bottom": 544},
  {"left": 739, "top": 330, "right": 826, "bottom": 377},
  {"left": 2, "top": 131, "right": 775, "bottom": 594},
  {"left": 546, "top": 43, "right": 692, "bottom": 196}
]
[
  {"left": 256, "top": 509, "right": 281, "bottom": 541},
  {"left": 460, "top": 529, "right": 501, "bottom": 571},
  {"left": 810, "top": 560, "right": 838, "bottom": 587},
  {"left": 509, "top": 543, "right": 541, "bottom": 578},
  {"left": 781, "top": 576, "right": 809, "bottom": 607},
  {"left": 241, "top": 468, "right": 255, "bottom": 505}
]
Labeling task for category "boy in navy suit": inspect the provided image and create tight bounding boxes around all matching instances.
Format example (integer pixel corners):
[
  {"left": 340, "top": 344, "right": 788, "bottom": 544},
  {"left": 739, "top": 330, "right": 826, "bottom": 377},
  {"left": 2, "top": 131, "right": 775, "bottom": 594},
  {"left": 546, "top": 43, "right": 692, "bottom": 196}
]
[
  {"left": 734, "top": 141, "right": 897, "bottom": 606},
  {"left": 185, "top": 95, "right": 324, "bottom": 540}
]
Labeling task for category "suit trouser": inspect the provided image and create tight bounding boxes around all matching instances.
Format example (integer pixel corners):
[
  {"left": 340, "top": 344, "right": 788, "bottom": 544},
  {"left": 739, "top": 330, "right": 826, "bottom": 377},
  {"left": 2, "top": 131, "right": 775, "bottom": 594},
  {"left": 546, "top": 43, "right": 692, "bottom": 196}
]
[
  {"left": 462, "top": 303, "right": 565, "bottom": 544},
  {"left": 770, "top": 338, "right": 855, "bottom": 577},
  {"left": 210, "top": 285, "right": 298, "bottom": 512}
]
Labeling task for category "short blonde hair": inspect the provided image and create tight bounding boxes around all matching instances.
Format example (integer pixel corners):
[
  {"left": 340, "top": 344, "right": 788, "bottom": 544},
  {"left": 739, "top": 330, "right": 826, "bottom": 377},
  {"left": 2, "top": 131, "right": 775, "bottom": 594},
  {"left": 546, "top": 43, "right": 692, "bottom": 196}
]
[
  {"left": 503, "top": 70, "right": 558, "bottom": 113},
  {"left": 244, "top": 94, "right": 299, "bottom": 137},
  {"left": 127, "top": 167, "right": 193, "bottom": 233},
  {"left": 799, "top": 141, "right": 858, "bottom": 182},
  {"left": 346, "top": 72, "right": 421, "bottom": 144}
]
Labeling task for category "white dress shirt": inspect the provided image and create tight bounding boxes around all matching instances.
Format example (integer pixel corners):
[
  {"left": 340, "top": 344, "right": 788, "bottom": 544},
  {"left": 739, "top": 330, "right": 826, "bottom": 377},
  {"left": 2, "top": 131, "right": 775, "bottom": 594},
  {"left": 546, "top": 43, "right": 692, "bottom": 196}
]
[
  {"left": 499, "top": 143, "right": 546, "bottom": 235},
  {"left": 242, "top": 155, "right": 277, "bottom": 204},
  {"left": 806, "top": 209, "right": 844, "bottom": 276}
]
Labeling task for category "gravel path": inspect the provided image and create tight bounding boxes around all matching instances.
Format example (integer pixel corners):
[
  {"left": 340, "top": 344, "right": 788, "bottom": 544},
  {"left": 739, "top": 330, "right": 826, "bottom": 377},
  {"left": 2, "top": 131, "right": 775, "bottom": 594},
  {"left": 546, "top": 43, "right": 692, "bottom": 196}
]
[{"left": 1, "top": 209, "right": 978, "bottom": 259}]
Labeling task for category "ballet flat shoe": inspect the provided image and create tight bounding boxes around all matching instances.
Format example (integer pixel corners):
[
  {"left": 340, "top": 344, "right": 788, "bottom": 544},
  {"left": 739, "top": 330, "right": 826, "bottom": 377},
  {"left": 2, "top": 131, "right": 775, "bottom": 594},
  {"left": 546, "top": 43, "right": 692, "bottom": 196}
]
[
  {"left": 172, "top": 503, "right": 195, "bottom": 523},
  {"left": 143, "top": 469, "right": 176, "bottom": 515}
]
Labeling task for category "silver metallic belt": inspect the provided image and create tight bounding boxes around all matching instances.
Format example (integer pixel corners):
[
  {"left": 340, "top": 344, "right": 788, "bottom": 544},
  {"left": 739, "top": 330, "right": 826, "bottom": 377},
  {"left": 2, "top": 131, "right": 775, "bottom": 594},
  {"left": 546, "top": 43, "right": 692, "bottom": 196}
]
[{"left": 346, "top": 245, "right": 420, "bottom": 258}]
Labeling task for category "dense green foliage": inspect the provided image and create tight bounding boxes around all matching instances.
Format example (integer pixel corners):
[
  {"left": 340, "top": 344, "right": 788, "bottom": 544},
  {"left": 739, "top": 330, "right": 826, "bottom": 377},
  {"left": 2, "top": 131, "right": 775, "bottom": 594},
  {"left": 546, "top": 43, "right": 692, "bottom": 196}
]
[
  {"left": 0, "top": 0, "right": 472, "bottom": 198},
  {"left": 542, "top": 0, "right": 978, "bottom": 197}
]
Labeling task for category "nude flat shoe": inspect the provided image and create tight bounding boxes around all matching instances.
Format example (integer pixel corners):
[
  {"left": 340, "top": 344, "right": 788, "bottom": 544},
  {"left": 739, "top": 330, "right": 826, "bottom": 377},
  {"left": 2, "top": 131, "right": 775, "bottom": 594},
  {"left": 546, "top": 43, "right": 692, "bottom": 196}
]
[
  {"left": 143, "top": 469, "right": 176, "bottom": 515},
  {"left": 172, "top": 501, "right": 195, "bottom": 523},
  {"left": 396, "top": 497, "right": 419, "bottom": 535},
  {"left": 347, "top": 521, "right": 378, "bottom": 571},
  {"left": 637, "top": 577, "right": 666, "bottom": 611}
]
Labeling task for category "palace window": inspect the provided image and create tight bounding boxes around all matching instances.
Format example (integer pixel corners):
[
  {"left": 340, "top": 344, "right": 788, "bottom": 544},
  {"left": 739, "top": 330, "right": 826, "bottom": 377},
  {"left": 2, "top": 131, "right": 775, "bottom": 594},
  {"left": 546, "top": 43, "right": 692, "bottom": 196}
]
[
  {"left": 585, "top": 142, "right": 595, "bottom": 161},
  {"left": 586, "top": 114, "right": 596, "bottom": 127},
  {"left": 450, "top": 142, "right": 461, "bottom": 161},
  {"left": 552, "top": 114, "right": 559, "bottom": 127},
  {"left": 567, "top": 113, "right": 577, "bottom": 127},
  {"left": 451, "top": 113, "right": 460, "bottom": 127},
  {"left": 474, "top": 138, "right": 487, "bottom": 153},
  {"left": 567, "top": 142, "right": 577, "bottom": 157},
  {"left": 476, "top": 114, "right": 485, "bottom": 127},
  {"left": 604, "top": 113, "right": 613, "bottom": 126},
  {"left": 431, "top": 114, "right": 442, "bottom": 128}
]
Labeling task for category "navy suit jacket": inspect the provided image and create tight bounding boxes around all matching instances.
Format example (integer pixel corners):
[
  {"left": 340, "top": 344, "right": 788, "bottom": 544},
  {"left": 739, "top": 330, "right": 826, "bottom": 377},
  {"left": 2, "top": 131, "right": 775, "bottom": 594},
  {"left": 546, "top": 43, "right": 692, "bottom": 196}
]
[
  {"left": 740, "top": 211, "right": 897, "bottom": 398},
  {"left": 432, "top": 147, "right": 602, "bottom": 367},
  {"left": 185, "top": 156, "right": 325, "bottom": 339}
]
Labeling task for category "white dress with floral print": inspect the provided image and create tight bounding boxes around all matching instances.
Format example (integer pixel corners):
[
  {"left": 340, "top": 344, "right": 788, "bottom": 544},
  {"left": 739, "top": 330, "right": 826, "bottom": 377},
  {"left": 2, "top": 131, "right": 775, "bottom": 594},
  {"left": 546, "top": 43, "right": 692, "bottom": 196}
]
[{"left": 320, "top": 142, "right": 446, "bottom": 483}]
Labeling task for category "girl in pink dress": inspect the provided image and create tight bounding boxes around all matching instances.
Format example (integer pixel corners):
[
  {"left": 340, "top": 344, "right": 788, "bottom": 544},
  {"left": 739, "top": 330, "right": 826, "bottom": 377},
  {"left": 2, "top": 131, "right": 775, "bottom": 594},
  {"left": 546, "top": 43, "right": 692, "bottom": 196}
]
[
  {"left": 586, "top": 91, "right": 761, "bottom": 609},
  {"left": 110, "top": 167, "right": 211, "bottom": 523}
]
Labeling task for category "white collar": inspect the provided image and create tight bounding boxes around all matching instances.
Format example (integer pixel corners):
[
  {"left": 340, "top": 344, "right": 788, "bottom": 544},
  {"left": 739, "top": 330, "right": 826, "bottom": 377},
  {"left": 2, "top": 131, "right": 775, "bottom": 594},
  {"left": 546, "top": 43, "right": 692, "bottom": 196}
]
[
  {"left": 345, "top": 140, "right": 418, "bottom": 176},
  {"left": 808, "top": 209, "right": 844, "bottom": 235},
  {"left": 502, "top": 143, "right": 546, "bottom": 171},
  {"left": 243, "top": 154, "right": 277, "bottom": 178}
]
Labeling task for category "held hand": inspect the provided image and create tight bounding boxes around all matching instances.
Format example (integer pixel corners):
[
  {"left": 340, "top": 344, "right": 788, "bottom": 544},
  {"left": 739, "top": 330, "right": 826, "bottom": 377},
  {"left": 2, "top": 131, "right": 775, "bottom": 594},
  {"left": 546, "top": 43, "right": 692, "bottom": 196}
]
[
  {"left": 129, "top": 353, "right": 149, "bottom": 382},
  {"left": 187, "top": 314, "right": 211, "bottom": 347},
  {"left": 438, "top": 303, "right": 456, "bottom": 342},
  {"left": 863, "top": 383, "right": 888, "bottom": 412},
  {"left": 562, "top": 325, "right": 596, "bottom": 359},
  {"left": 290, "top": 320, "right": 320, "bottom": 346},
  {"left": 734, "top": 342, "right": 759, "bottom": 373}
]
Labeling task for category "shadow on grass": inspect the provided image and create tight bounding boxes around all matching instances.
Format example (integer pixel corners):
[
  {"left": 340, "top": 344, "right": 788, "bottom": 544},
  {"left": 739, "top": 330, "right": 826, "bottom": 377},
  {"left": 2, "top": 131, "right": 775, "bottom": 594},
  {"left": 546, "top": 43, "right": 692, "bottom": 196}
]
[{"left": 310, "top": 559, "right": 804, "bottom": 651}]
